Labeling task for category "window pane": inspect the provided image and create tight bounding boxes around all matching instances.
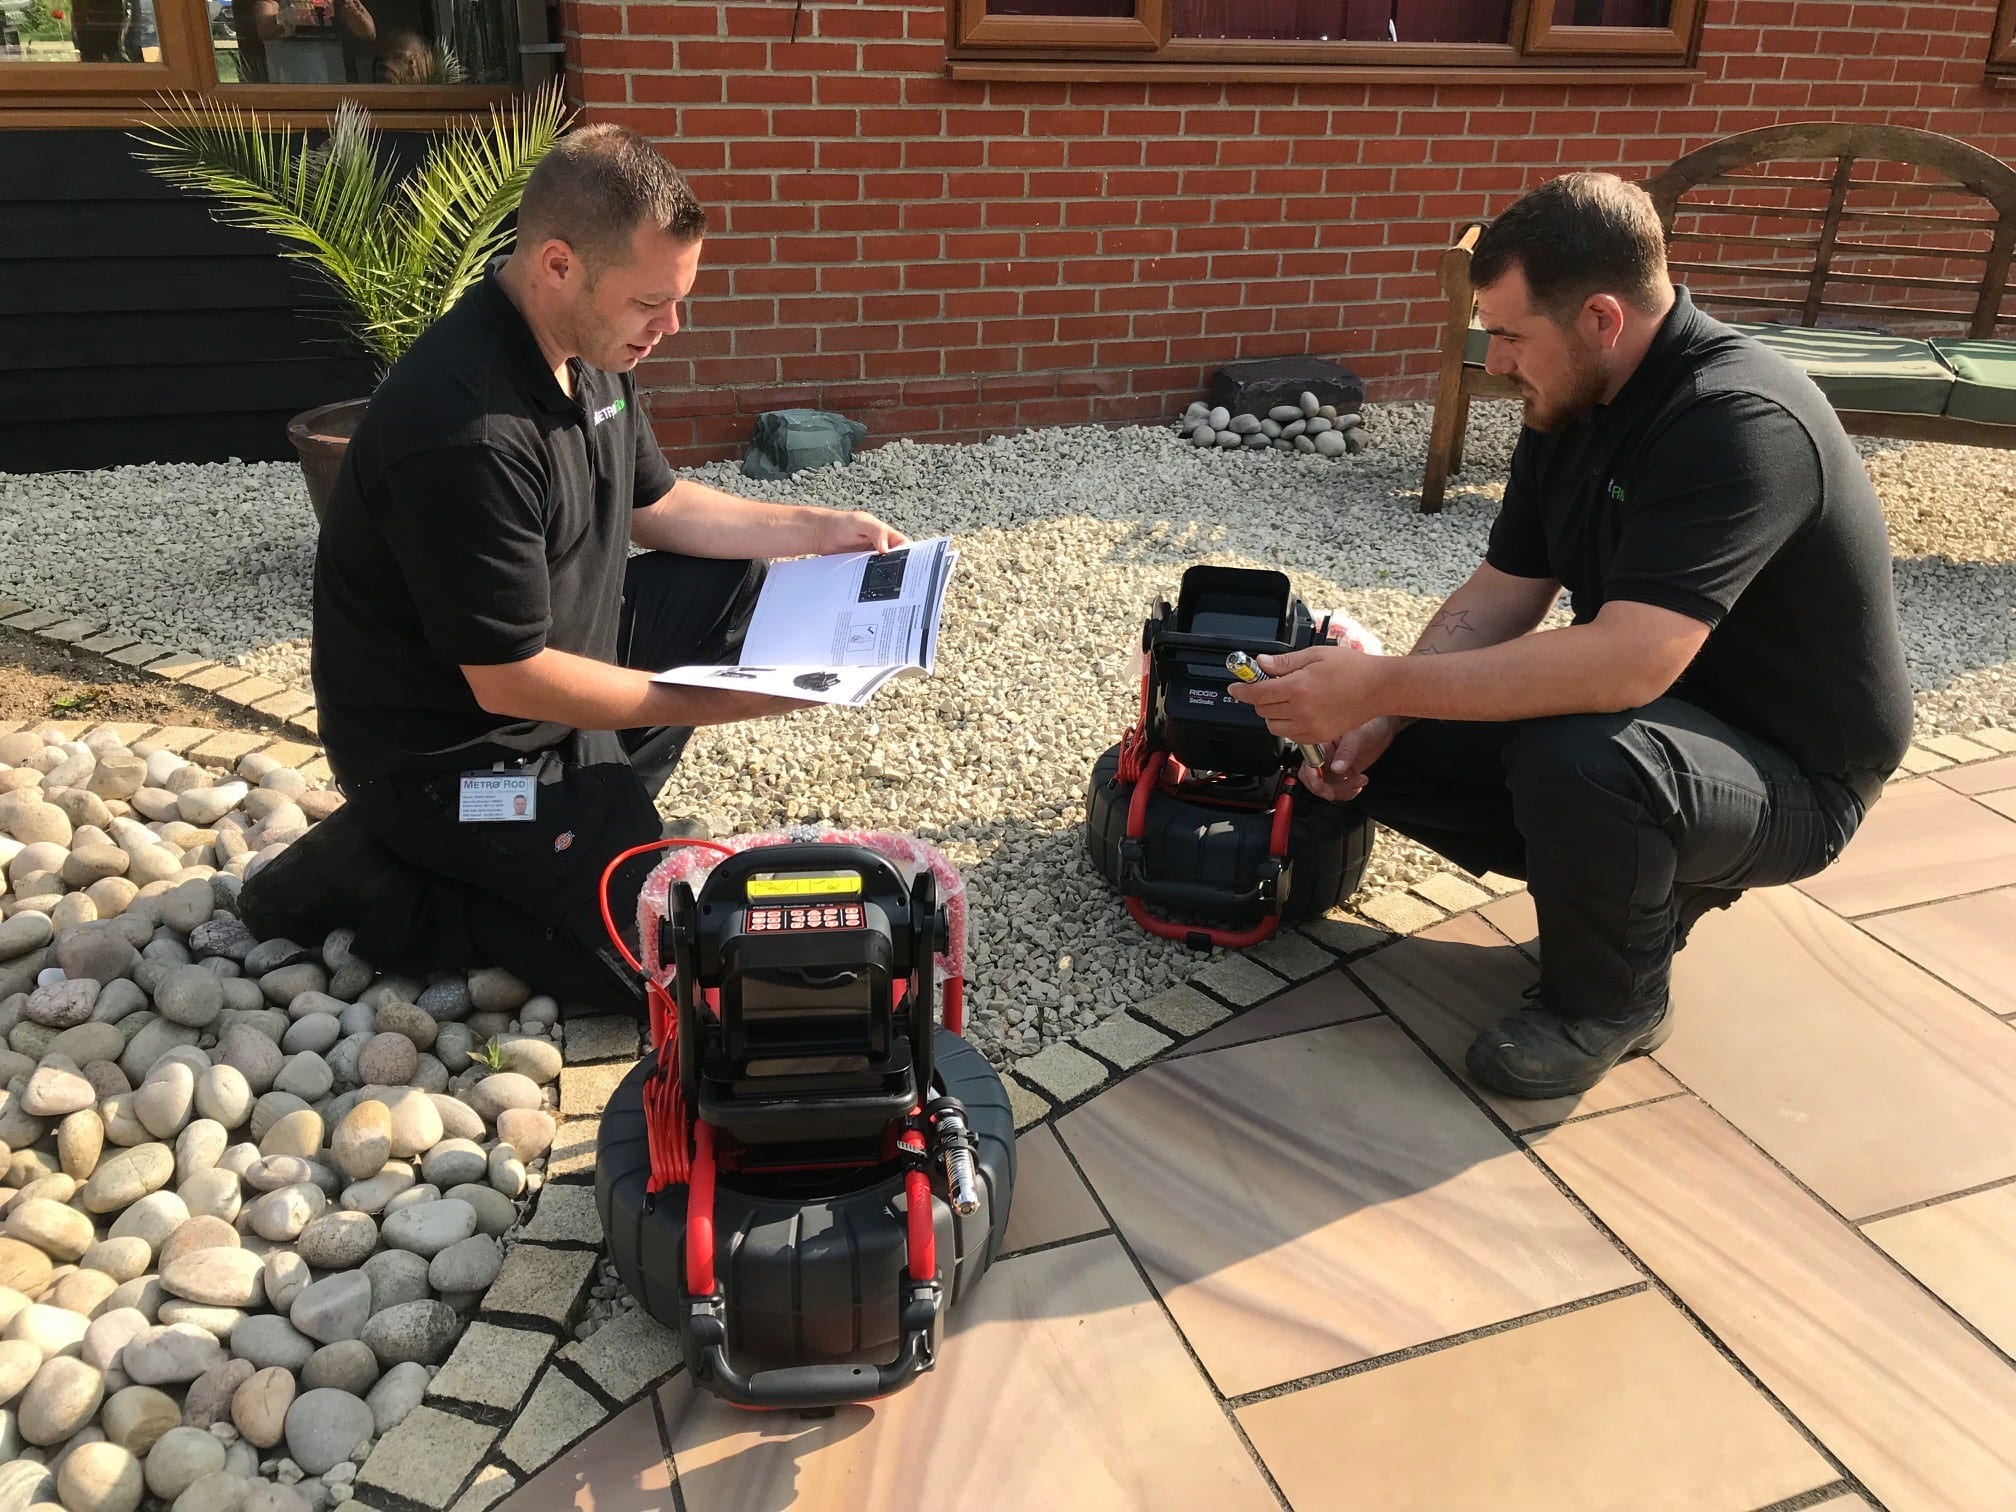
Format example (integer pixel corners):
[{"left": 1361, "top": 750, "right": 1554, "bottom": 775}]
[
  {"left": 988, "top": 1, "right": 1133, "bottom": 15},
  {"left": 1548, "top": 0, "right": 1670, "bottom": 22},
  {"left": 1174, "top": 0, "right": 1510, "bottom": 43},
  {"left": 0, "top": 0, "right": 159, "bottom": 62},
  {"left": 213, "top": 0, "right": 520, "bottom": 84}
]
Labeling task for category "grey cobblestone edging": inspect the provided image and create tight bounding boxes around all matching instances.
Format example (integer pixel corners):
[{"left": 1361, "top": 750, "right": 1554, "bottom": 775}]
[{"left": 16, "top": 599, "right": 2014, "bottom": 1508}]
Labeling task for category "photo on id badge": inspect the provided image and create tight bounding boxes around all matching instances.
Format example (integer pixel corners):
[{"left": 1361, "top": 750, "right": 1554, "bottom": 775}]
[{"left": 459, "top": 773, "right": 538, "bottom": 823}]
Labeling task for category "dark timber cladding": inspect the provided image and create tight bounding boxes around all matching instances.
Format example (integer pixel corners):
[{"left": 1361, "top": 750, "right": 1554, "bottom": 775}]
[{"left": 0, "top": 128, "right": 390, "bottom": 474}]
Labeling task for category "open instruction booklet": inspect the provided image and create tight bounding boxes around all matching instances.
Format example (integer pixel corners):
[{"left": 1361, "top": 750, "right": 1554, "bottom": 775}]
[{"left": 651, "top": 535, "right": 957, "bottom": 707}]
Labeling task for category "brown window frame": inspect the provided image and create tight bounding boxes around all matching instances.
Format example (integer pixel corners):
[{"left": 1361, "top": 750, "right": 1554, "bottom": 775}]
[
  {"left": 949, "top": 0, "right": 1706, "bottom": 70},
  {"left": 1992, "top": 0, "right": 2016, "bottom": 72},
  {"left": 1, "top": 0, "right": 551, "bottom": 126}
]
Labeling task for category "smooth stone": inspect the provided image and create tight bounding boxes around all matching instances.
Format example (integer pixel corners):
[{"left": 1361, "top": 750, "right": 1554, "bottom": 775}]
[
  {"left": 277, "top": 1017, "right": 339, "bottom": 1058},
  {"left": 270, "top": 1056, "right": 330, "bottom": 1104},
  {"left": 155, "top": 1216, "right": 241, "bottom": 1274},
  {"left": 79, "top": 1145, "right": 173, "bottom": 1216},
  {"left": 260, "top": 1253, "right": 309, "bottom": 1316},
  {"left": 494, "top": 1108, "right": 556, "bottom": 1162},
  {"left": 228, "top": 1315, "right": 314, "bottom": 1373},
  {"left": 257, "top": 1111, "right": 321, "bottom": 1162},
  {"left": 328, "top": 1104, "right": 389, "bottom": 1185},
  {"left": 102, "top": 1277, "right": 164, "bottom": 1324},
  {"left": 358, "top": 1251, "right": 429, "bottom": 1314},
  {"left": 122, "top": 1324, "right": 222, "bottom": 1386},
  {"left": 416, "top": 977, "right": 475, "bottom": 1023},
  {"left": 187, "top": 922, "right": 255, "bottom": 966},
  {"left": 21, "top": 1065, "right": 94, "bottom": 1119},
  {"left": 292, "top": 1213, "right": 375, "bottom": 1273},
  {"left": 79, "top": 1062, "right": 130, "bottom": 1100},
  {"left": 59, "top": 844, "right": 130, "bottom": 891},
  {"left": 0, "top": 916, "right": 53, "bottom": 963},
  {"left": 241, "top": 1157, "right": 317, "bottom": 1196},
  {"left": 422, "top": 1096, "right": 480, "bottom": 1146},
  {"left": 486, "top": 1147, "right": 525, "bottom": 1198},
  {"left": 246, "top": 1185, "right": 324, "bottom": 1244},
  {"left": 300, "top": 1340, "right": 377, "bottom": 1398},
  {"left": 353, "top": 1035, "right": 415, "bottom": 1088},
  {"left": 174, "top": 787, "right": 245, "bottom": 829},
  {"left": 169, "top": 1469, "right": 247, "bottom": 1512},
  {"left": 288, "top": 1274, "right": 370, "bottom": 1346},
  {"left": 336, "top": 1167, "right": 412, "bottom": 1218},
  {"left": 107, "top": 1191, "right": 188, "bottom": 1253},
  {"left": 135, "top": 1063, "right": 197, "bottom": 1139},
  {"left": 57, "top": 1113, "right": 106, "bottom": 1189},
  {"left": 88, "top": 981, "right": 147, "bottom": 1030},
  {"left": 5, "top": 1200, "right": 92, "bottom": 1263},
  {"left": 58, "top": 1438, "right": 144, "bottom": 1512},
  {"left": 358, "top": 1300, "right": 456, "bottom": 1368},
  {"left": 282, "top": 1387, "right": 372, "bottom": 1476},
  {"left": 369, "top": 1003, "right": 434, "bottom": 1054},
  {"left": 256, "top": 967, "right": 326, "bottom": 1012},
  {"left": 56, "top": 925, "right": 136, "bottom": 985},
  {"left": 173, "top": 1121, "right": 228, "bottom": 1185},
  {"left": 48, "top": 1022, "right": 122, "bottom": 1066},
  {"left": 418, "top": 1140, "right": 485, "bottom": 1191},
  {"left": 0, "top": 1458, "right": 56, "bottom": 1511},
  {"left": 80, "top": 1309, "right": 150, "bottom": 1374},
  {"left": 18, "top": 1355, "right": 102, "bottom": 1444},
  {"left": 442, "top": 1185, "right": 515, "bottom": 1239},
  {"left": 230, "top": 1365, "right": 293, "bottom": 1449},
  {"left": 362, "top": 1359, "right": 429, "bottom": 1437},
  {"left": 430, "top": 1025, "right": 472, "bottom": 1074},
  {"left": 160, "top": 1249, "right": 263, "bottom": 1310},
  {"left": 377, "top": 1200, "right": 474, "bottom": 1261},
  {"left": 117, "top": 1022, "right": 199, "bottom": 1088},
  {"left": 79, "top": 1239, "right": 150, "bottom": 1286},
  {"left": 145, "top": 1425, "right": 226, "bottom": 1500},
  {"left": 376, "top": 1091, "right": 439, "bottom": 1160},
  {"left": 6, "top": 1302, "right": 88, "bottom": 1359},
  {"left": 178, "top": 1170, "right": 241, "bottom": 1226},
  {"left": 97, "top": 1095, "right": 150, "bottom": 1151},
  {"left": 212, "top": 1030, "right": 280, "bottom": 1100},
  {"left": 0, "top": 1336, "right": 36, "bottom": 1401},
  {"left": 191, "top": 1068, "right": 252, "bottom": 1131},
  {"left": 153, "top": 1303, "right": 241, "bottom": 1340},
  {"left": 100, "top": 1384, "right": 179, "bottom": 1455},
  {"left": 154, "top": 970, "right": 223, "bottom": 1032},
  {"left": 0, "top": 1243, "right": 53, "bottom": 1306},
  {"left": 155, "top": 881, "right": 213, "bottom": 937},
  {"left": 496, "top": 1037, "right": 560, "bottom": 1085},
  {"left": 425, "top": 1235, "right": 499, "bottom": 1295},
  {"left": 45, "top": 1269, "right": 118, "bottom": 1318},
  {"left": 465, "top": 1073, "right": 539, "bottom": 1124}
]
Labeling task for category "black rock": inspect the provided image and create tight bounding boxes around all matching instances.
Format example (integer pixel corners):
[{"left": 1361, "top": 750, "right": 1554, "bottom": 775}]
[
  {"left": 244, "top": 936, "right": 314, "bottom": 976},
  {"left": 1207, "top": 357, "right": 1365, "bottom": 421}
]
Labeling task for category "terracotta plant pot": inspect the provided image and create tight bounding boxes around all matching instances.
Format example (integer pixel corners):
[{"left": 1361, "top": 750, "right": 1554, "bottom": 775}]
[{"left": 287, "top": 396, "right": 372, "bottom": 526}]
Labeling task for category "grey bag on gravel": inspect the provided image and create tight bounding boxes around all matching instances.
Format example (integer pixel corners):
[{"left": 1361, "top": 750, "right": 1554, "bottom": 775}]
[{"left": 741, "top": 408, "right": 869, "bottom": 480}]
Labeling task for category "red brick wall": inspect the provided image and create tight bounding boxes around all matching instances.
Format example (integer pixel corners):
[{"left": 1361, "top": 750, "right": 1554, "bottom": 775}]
[{"left": 560, "top": 0, "right": 2016, "bottom": 465}]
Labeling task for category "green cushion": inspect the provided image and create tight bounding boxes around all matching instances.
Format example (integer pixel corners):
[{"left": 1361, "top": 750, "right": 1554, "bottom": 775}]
[
  {"left": 1730, "top": 323, "right": 1954, "bottom": 415},
  {"left": 1931, "top": 339, "right": 2016, "bottom": 425}
]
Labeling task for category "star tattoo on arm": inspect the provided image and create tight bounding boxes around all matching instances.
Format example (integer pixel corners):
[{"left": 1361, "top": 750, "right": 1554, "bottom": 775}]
[{"left": 1413, "top": 607, "right": 1476, "bottom": 655}]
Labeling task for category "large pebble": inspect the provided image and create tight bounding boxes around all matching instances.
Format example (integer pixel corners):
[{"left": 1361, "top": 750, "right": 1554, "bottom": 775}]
[
  {"left": 154, "top": 969, "right": 224, "bottom": 1031},
  {"left": 258, "top": 1111, "right": 322, "bottom": 1162},
  {"left": 6, "top": 1198, "right": 93, "bottom": 1262},
  {"left": 230, "top": 1314, "right": 316, "bottom": 1373},
  {"left": 48, "top": 1268, "right": 119, "bottom": 1319},
  {"left": 0, "top": 1239, "right": 52, "bottom": 1301},
  {"left": 0, "top": 1459, "right": 55, "bottom": 1512},
  {"left": 20, "top": 1062, "right": 94, "bottom": 1119},
  {"left": 81, "top": 1309, "right": 151, "bottom": 1373},
  {"left": 426, "top": 1095, "right": 484, "bottom": 1145},
  {"left": 58, "top": 923, "right": 136, "bottom": 983},
  {"left": 0, "top": 914, "right": 53, "bottom": 962},
  {"left": 242, "top": 1156, "right": 318, "bottom": 1195},
  {"left": 231, "top": 1364, "right": 294, "bottom": 1449},
  {"left": 59, "top": 1109, "right": 105, "bottom": 1182},
  {"left": 18, "top": 1353, "right": 103, "bottom": 1444},
  {"left": 283, "top": 1386, "right": 373, "bottom": 1476},
  {"left": 123, "top": 1323, "right": 224, "bottom": 1385},
  {"left": 188, "top": 921, "right": 255, "bottom": 965},
  {"left": 155, "top": 1299, "right": 246, "bottom": 1339},
  {"left": 371, "top": 1002, "right": 435, "bottom": 1053},
  {"left": 100, "top": 1383, "right": 180, "bottom": 1454},
  {"left": 378, "top": 1090, "right": 440, "bottom": 1160},
  {"left": 174, "top": 785, "right": 246, "bottom": 828},
  {"left": 464, "top": 968, "right": 527, "bottom": 1015},
  {"left": 155, "top": 1215, "right": 240, "bottom": 1274},
  {"left": 465, "top": 1073, "right": 540, "bottom": 1123},
  {"left": 145, "top": 1424, "right": 227, "bottom": 1500},
  {"left": 419, "top": 976, "right": 477, "bottom": 1021},
  {"left": 378, "top": 1199, "right": 475, "bottom": 1260},
  {"left": 59, "top": 1438, "right": 144, "bottom": 1512},
  {"left": 260, "top": 1252, "right": 310, "bottom": 1317},
  {"left": 289, "top": 1273, "right": 371, "bottom": 1346},
  {"left": 355, "top": 1034, "right": 415, "bottom": 1087},
  {"left": 363, "top": 1358, "right": 429, "bottom": 1437},
  {"left": 178, "top": 1167, "right": 242, "bottom": 1226},
  {"left": 419, "top": 1140, "right": 486, "bottom": 1190},
  {"left": 426, "top": 1235, "right": 500, "bottom": 1295},
  {"left": 271, "top": 1054, "right": 331, "bottom": 1103},
  {"left": 192, "top": 1068, "right": 253, "bottom": 1130},
  {"left": 156, "top": 880, "right": 214, "bottom": 936},
  {"left": 136, "top": 1063, "right": 198, "bottom": 1139},
  {"left": 0, "top": 1336, "right": 35, "bottom": 1403},
  {"left": 487, "top": 1146, "right": 526, "bottom": 1198},
  {"left": 329, "top": 1104, "right": 389, "bottom": 1184},
  {"left": 443, "top": 1184, "right": 516, "bottom": 1239},
  {"left": 160, "top": 1248, "right": 264, "bottom": 1310},
  {"left": 359, "top": 1299, "right": 457, "bottom": 1367},
  {"left": 278, "top": 1016, "right": 340, "bottom": 1057},
  {"left": 60, "top": 843, "right": 130, "bottom": 889},
  {"left": 7, "top": 1300, "right": 88, "bottom": 1358},
  {"left": 258, "top": 965, "right": 327, "bottom": 1010},
  {"left": 168, "top": 1469, "right": 248, "bottom": 1512},
  {"left": 301, "top": 1340, "right": 377, "bottom": 1397},
  {"left": 80, "top": 1144, "right": 174, "bottom": 1215},
  {"left": 497, "top": 1037, "right": 561, "bottom": 1084},
  {"left": 80, "top": 1238, "right": 150, "bottom": 1285},
  {"left": 293, "top": 1212, "right": 376, "bottom": 1273},
  {"left": 108, "top": 1190, "right": 188, "bottom": 1252},
  {"left": 247, "top": 1184, "right": 325, "bottom": 1243},
  {"left": 118, "top": 1022, "right": 198, "bottom": 1087},
  {"left": 358, "top": 1251, "right": 429, "bottom": 1314},
  {"left": 173, "top": 1120, "right": 228, "bottom": 1185}
]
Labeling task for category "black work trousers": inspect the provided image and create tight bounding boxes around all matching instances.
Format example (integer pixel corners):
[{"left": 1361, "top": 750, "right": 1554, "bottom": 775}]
[
  {"left": 1343, "top": 698, "right": 1870, "bottom": 1020},
  {"left": 283, "top": 552, "right": 763, "bottom": 1020}
]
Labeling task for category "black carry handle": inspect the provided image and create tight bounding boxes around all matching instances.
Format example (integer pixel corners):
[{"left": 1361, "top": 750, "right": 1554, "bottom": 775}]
[
  {"left": 1120, "top": 846, "right": 1283, "bottom": 916},
  {"left": 687, "top": 1280, "right": 939, "bottom": 1410}
]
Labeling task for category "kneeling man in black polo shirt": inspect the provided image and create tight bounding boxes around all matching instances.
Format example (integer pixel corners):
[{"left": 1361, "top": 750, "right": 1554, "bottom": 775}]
[
  {"left": 1232, "top": 173, "right": 1912, "bottom": 1099},
  {"left": 242, "top": 124, "right": 902, "bottom": 1018}
]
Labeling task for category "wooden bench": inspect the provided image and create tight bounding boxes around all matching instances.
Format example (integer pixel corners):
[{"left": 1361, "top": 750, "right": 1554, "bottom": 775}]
[{"left": 1419, "top": 123, "right": 2016, "bottom": 513}]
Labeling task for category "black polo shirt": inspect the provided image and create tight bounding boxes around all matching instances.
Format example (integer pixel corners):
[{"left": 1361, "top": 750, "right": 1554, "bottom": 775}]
[
  {"left": 311, "top": 267, "right": 677, "bottom": 782},
  {"left": 1485, "top": 289, "right": 1913, "bottom": 793}
]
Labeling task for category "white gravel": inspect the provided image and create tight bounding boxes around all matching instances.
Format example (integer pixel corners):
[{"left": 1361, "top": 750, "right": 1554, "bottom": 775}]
[{"left": 3, "top": 406, "right": 2012, "bottom": 1058}]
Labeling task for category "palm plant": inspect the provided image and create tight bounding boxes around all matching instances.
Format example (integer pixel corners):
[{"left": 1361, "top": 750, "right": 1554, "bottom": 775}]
[{"left": 130, "top": 79, "right": 569, "bottom": 373}]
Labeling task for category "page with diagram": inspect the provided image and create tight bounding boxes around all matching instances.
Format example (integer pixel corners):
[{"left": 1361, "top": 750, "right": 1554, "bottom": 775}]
[{"left": 651, "top": 537, "right": 956, "bottom": 707}]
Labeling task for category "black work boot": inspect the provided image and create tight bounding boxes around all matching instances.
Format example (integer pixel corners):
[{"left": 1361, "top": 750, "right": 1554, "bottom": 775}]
[
  {"left": 1465, "top": 997, "right": 1673, "bottom": 1100},
  {"left": 239, "top": 803, "right": 416, "bottom": 945}
]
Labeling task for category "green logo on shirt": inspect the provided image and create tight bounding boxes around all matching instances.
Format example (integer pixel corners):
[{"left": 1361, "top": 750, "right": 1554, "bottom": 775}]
[
  {"left": 591, "top": 397, "right": 627, "bottom": 426},
  {"left": 1607, "top": 479, "right": 1626, "bottom": 503}
]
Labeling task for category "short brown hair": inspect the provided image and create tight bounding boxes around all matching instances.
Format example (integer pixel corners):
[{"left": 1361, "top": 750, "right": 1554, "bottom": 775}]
[
  {"left": 1470, "top": 172, "right": 1670, "bottom": 322},
  {"left": 516, "top": 123, "right": 708, "bottom": 276}
]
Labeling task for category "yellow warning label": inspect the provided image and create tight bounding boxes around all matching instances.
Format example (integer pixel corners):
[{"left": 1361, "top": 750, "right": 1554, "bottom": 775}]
[{"left": 747, "top": 872, "right": 863, "bottom": 901}]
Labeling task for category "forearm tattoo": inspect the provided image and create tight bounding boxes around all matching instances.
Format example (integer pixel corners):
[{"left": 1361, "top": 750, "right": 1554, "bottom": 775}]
[{"left": 1412, "top": 606, "right": 1477, "bottom": 656}]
